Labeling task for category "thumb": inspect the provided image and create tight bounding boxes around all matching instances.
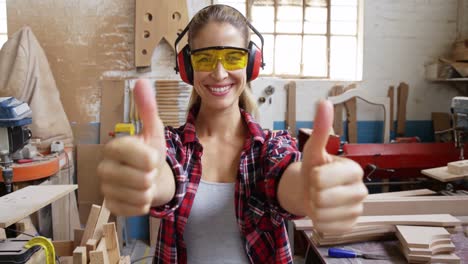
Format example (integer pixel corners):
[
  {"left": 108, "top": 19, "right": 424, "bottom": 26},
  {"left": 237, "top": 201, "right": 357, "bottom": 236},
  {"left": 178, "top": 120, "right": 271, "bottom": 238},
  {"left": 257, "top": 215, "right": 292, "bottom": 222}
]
[
  {"left": 303, "top": 99, "right": 334, "bottom": 167},
  {"left": 134, "top": 79, "right": 165, "bottom": 149}
]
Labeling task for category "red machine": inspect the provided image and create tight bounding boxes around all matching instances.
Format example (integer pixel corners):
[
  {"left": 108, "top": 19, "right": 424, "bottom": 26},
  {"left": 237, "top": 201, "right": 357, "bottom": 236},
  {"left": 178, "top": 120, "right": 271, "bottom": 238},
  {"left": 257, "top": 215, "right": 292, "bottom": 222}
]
[{"left": 298, "top": 128, "right": 468, "bottom": 186}]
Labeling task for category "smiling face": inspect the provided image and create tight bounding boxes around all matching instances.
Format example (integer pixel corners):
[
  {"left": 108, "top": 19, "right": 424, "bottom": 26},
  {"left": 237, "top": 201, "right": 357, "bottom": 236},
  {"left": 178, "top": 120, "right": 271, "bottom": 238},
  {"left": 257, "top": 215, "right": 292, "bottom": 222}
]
[{"left": 190, "top": 21, "right": 247, "bottom": 112}]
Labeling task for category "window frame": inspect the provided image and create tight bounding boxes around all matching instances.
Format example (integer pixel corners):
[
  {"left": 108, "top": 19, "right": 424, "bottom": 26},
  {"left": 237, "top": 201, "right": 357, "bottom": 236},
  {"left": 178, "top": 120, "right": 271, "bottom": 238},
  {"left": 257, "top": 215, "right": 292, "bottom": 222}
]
[{"left": 212, "top": 0, "right": 364, "bottom": 81}]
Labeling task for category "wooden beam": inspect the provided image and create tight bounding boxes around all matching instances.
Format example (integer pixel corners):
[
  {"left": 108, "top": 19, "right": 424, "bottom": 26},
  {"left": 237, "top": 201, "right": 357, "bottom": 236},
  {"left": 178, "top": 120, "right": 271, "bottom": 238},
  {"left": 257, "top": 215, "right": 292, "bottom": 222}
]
[
  {"left": 103, "top": 222, "right": 121, "bottom": 264},
  {"left": 90, "top": 237, "right": 110, "bottom": 264},
  {"left": 0, "top": 185, "right": 77, "bottom": 228},
  {"left": 329, "top": 85, "right": 344, "bottom": 137},
  {"left": 344, "top": 84, "right": 357, "bottom": 143},
  {"left": 363, "top": 196, "right": 468, "bottom": 216},
  {"left": 367, "top": 189, "right": 436, "bottom": 199},
  {"left": 396, "top": 82, "right": 409, "bottom": 137},
  {"left": 286, "top": 81, "right": 297, "bottom": 137},
  {"left": 86, "top": 238, "right": 98, "bottom": 261},
  {"left": 73, "top": 246, "right": 87, "bottom": 264},
  {"left": 80, "top": 204, "right": 102, "bottom": 246},
  {"left": 52, "top": 240, "right": 74, "bottom": 256},
  {"left": 91, "top": 201, "right": 111, "bottom": 241},
  {"left": 74, "top": 228, "right": 84, "bottom": 248},
  {"left": 387, "top": 86, "right": 395, "bottom": 133}
]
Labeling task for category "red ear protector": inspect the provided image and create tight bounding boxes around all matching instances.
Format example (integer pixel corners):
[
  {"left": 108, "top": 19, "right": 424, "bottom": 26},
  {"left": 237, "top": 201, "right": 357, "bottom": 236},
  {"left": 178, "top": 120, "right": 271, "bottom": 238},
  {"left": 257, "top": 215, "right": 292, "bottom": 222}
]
[{"left": 174, "top": 5, "right": 265, "bottom": 85}]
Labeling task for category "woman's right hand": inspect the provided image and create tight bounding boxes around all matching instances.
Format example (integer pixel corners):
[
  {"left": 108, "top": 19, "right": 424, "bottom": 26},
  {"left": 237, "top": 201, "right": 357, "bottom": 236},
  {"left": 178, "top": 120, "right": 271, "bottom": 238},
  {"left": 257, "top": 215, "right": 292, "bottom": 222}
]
[{"left": 97, "top": 79, "right": 168, "bottom": 216}]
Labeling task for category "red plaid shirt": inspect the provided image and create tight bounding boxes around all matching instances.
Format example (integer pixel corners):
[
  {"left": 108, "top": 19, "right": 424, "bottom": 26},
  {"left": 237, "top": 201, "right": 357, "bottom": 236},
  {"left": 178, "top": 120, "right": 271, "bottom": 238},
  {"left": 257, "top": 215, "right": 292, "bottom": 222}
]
[{"left": 150, "top": 107, "right": 302, "bottom": 264}]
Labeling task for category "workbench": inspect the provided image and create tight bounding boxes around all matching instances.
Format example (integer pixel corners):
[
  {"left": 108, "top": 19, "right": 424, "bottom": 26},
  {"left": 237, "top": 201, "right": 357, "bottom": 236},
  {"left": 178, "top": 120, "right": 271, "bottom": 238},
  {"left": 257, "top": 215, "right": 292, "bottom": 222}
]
[{"left": 301, "top": 230, "right": 468, "bottom": 263}]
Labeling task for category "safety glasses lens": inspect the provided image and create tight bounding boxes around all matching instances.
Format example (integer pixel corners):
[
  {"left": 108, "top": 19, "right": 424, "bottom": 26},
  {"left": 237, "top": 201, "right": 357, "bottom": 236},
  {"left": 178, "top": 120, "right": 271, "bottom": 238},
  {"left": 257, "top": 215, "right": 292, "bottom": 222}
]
[{"left": 191, "top": 48, "right": 248, "bottom": 71}]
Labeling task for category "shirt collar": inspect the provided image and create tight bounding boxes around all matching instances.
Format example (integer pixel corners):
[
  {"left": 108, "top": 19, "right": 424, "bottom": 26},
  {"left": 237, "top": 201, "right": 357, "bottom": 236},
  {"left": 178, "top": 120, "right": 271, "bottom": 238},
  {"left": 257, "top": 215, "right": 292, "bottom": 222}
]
[{"left": 181, "top": 106, "right": 265, "bottom": 145}]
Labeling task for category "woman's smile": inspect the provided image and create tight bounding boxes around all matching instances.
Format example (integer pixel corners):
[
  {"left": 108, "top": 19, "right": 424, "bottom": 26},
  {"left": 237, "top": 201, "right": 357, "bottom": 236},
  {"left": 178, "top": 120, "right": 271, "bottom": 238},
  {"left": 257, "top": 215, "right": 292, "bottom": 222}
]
[{"left": 206, "top": 84, "right": 233, "bottom": 96}]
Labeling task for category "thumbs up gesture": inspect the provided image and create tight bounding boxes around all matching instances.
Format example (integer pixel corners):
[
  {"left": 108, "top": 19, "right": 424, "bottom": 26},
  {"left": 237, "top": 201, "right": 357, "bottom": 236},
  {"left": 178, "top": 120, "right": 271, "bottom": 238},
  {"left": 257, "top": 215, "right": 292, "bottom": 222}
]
[
  {"left": 97, "top": 79, "right": 174, "bottom": 216},
  {"left": 301, "top": 100, "right": 367, "bottom": 233}
]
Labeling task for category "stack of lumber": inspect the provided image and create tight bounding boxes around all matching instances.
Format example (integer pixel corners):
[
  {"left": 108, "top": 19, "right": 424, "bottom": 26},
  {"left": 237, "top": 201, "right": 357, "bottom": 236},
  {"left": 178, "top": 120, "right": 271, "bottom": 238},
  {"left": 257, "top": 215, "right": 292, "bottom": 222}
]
[
  {"left": 396, "top": 225, "right": 460, "bottom": 263},
  {"left": 295, "top": 214, "right": 461, "bottom": 246},
  {"left": 155, "top": 80, "right": 191, "bottom": 127},
  {"left": 54, "top": 201, "right": 130, "bottom": 264},
  {"left": 293, "top": 189, "right": 468, "bottom": 247}
]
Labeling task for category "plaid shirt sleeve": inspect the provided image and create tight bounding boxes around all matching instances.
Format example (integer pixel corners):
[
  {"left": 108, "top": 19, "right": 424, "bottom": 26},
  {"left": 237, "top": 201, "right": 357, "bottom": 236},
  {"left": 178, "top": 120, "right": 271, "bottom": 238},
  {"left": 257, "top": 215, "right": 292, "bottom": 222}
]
[
  {"left": 263, "top": 130, "right": 303, "bottom": 220},
  {"left": 150, "top": 126, "right": 187, "bottom": 219}
]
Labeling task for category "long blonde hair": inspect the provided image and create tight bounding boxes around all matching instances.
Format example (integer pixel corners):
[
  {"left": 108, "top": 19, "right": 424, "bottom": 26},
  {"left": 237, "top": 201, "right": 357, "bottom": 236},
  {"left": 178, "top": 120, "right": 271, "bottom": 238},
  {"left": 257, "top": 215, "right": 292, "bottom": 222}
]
[{"left": 186, "top": 5, "right": 258, "bottom": 116}]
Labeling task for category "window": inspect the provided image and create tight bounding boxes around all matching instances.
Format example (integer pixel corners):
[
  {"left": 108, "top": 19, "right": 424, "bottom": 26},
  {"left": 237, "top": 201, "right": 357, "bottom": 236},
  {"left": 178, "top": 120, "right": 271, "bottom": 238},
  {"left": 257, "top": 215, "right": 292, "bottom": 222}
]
[
  {"left": 0, "top": 0, "right": 7, "bottom": 47},
  {"left": 212, "top": 0, "right": 363, "bottom": 80}
]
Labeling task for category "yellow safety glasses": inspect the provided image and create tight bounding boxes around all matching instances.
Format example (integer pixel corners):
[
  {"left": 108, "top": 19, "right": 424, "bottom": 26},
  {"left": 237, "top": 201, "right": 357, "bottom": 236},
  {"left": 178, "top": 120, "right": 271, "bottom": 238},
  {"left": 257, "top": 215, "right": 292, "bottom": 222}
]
[{"left": 191, "top": 46, "right": 249, "bottom": 72}]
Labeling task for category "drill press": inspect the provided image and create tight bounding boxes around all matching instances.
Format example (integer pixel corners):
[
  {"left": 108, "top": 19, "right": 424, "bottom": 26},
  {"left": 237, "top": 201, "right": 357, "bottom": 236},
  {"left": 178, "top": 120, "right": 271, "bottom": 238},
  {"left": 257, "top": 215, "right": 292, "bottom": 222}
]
[{"left": 0, "top": 97, "right": 32, "bottom": 194}]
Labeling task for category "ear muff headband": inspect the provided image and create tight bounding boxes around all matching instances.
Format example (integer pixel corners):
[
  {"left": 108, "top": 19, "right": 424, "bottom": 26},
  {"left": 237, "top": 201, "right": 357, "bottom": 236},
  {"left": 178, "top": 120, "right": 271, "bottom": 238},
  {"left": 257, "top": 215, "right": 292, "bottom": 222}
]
[{"left": 174, "top": 4, "right": 265, "bottom": 84}]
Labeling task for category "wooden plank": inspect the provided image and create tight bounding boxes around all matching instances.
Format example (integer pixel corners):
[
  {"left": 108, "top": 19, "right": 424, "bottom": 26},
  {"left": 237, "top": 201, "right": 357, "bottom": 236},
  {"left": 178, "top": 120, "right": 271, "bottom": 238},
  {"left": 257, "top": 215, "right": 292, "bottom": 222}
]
[
  {"left": 355, "top": 214, "right": 460, "bottom": 227},
  {"left": 387, "top": 86, "right": 395, "bottom": 132},
  {"left": 73, "top": 246, "right": 87, "bottom": 264},
  {"left": 86, "top": 238, "right": 98, "bottom": 261},
  {"left": 294, "top": 214, "right": 460, "bottom": 231},
  {"left": 286, "top": 81, "right": 297, "bottom": 137},
  {"left": 421, "top": 166, "right": 468, "bottom": 182},
  {"left": 80, "top": 204, "right": 102, "bottom": 246},
  {"left": 74, "top": 228, "right": 84, "bottom": 248},
  {"left": 344, "top": 84, "right": 357, "bottom": 143},
  {"left": 90, "top": 237, "right": 110, "bottom": 264},
  {"left": 447, "top": 160, "right": 468, "bottom": 174},
  {"left": 363, "top": 196, "right": 468, "bottom": 216},
  {"left": 407, "top": 242, "right": 456, "bottom": 255},
  {"left": 406, "top": 252, "right": 460, "bottom": 264},
  {"left": 103, "top": 222, "right": 120, "bottom": 264},
  {"left": 135, "top": 0, "right": 189, "bottom": 68},
  {"left": 0, "top": 185, "right": 77, "bottom": 228},
  {"left": 367, "top": 189, "right": 436, "bottom": 199},
  {"left": 396, "top": 225, "right": 451, "bottom": 249},
  {"left": 329, "top": 85, "right": 344, "bottom": 137},
  {"left": 396, "top": 82, "right": 409, "bottom": 137},
  {"left": 91, "top": 201, "right": 111, "bottom": 241},
  {"left": 53, "top": 240, "right": 74, "bottom": 256}
]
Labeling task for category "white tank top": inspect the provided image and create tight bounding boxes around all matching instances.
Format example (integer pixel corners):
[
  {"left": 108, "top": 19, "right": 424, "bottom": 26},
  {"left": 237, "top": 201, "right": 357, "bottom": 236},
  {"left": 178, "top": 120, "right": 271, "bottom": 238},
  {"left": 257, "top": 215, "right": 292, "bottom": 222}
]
[{"left": 184, "top": 179, "right": 250, "bottom": 264}]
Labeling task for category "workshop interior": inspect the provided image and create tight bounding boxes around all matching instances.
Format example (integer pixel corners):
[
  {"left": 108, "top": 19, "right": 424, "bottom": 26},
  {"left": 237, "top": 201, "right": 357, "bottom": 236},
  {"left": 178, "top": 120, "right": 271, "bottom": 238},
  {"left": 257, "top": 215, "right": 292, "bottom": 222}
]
[{"left": 0, "top": 0, "right": 468, "bottom": 263}]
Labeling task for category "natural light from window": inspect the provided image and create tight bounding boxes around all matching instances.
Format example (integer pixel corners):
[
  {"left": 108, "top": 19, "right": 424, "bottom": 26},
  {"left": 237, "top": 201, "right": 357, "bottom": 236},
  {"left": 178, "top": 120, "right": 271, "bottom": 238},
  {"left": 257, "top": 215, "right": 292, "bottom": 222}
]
[{"left": 213, "top": 0, "right": 362, "bottom": 80}]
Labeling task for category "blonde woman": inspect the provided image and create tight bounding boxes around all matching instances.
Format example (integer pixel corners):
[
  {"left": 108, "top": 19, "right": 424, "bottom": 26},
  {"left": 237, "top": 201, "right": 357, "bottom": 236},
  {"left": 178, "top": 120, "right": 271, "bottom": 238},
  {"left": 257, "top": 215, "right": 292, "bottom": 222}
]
[{"left": 98, "top": 4, "right": 367, "bottom": 264}]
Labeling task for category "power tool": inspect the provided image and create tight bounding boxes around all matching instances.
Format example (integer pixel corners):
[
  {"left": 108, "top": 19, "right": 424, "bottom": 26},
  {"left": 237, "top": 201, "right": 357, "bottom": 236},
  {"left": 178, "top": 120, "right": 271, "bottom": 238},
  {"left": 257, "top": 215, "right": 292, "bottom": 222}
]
[{"left": 0, "top": 97, "right": 32, "bottom": 194}]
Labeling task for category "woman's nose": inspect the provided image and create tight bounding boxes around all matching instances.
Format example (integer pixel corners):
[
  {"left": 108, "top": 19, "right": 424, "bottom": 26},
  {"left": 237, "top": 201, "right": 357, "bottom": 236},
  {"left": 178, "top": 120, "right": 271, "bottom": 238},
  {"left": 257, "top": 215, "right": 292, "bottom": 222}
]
[{"left": 210, "top": 60, "right": 228, "bottom": 80}]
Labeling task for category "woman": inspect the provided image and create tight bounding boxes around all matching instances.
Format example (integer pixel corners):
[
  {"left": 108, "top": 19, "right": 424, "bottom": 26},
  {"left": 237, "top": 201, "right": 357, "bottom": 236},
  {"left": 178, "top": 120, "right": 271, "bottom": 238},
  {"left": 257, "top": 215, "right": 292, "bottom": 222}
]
[{"left": 97, "top": 4, "right": 367, "bottom": 264}]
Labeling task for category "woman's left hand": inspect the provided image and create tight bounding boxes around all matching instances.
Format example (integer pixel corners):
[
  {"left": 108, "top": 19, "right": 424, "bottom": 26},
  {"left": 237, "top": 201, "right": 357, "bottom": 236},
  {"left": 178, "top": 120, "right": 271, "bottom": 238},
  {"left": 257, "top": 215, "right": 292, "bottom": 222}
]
[{"left": 301, "top": 100, "right": 368, "bottom": 234}]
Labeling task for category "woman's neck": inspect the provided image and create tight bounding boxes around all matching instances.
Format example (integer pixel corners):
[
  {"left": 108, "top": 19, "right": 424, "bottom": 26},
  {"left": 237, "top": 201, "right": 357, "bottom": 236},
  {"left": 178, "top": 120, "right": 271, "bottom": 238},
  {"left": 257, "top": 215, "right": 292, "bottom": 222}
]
[{"left": 195, "top": 105, "right": 245, "bottom": 139}]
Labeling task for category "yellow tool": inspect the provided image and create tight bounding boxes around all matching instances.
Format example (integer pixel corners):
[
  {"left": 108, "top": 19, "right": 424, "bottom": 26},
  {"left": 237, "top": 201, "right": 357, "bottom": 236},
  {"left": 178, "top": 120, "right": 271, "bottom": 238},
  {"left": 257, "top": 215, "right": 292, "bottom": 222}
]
[
  {"left": 24, "top": 236, "right": 55, "bottom": 264},
  {"left": 114, "top": 123, "right": 135, "bottom": 136}
]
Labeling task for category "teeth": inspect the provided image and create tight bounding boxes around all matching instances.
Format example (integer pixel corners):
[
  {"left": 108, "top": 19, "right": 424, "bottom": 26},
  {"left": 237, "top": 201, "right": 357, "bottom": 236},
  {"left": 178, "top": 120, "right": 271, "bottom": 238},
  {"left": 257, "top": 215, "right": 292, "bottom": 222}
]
[{"left": 210, "top": 85, "right": 230, "bottom": 93}]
